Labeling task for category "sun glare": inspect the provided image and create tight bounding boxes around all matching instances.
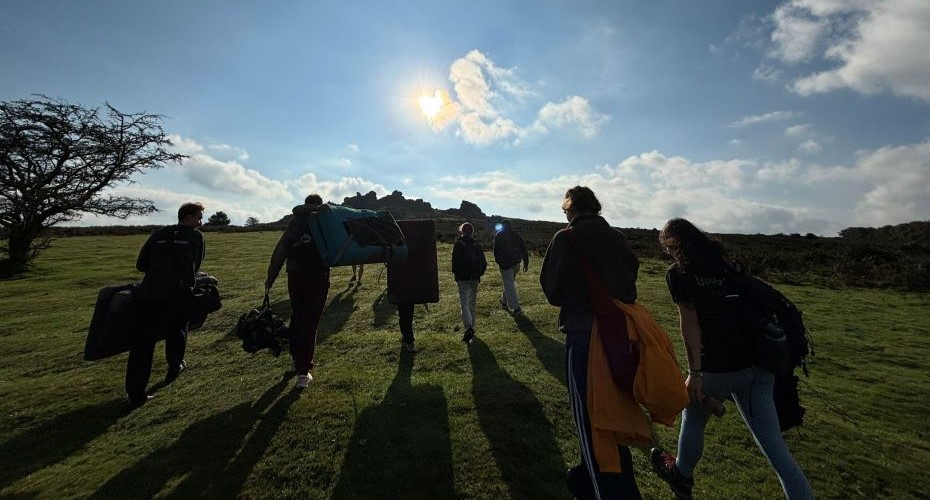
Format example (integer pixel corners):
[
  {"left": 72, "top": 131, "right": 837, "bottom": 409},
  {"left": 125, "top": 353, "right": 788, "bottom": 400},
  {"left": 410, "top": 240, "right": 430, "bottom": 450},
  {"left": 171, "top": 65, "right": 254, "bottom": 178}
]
[{"left": 418, "top": 91, "right": 443, "bottom": 120}]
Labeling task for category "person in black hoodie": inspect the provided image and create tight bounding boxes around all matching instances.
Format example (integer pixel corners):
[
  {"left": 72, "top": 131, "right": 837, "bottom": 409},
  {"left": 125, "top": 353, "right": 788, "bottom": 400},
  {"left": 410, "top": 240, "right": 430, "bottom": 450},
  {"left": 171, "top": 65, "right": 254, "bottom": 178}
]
[
  {"left": 265, "top": 194, "right": 330, "bottom": 390},
  {"left": 493, "top": 220, "right": 529, "bottom": 316},
  {"left": 451, "top": 222, "right": 486, "bottom": 343},
  {"left": 127, "top": 202, "right": 206, "bottom": 409},
  {"left": 540, "top": 186, "right": 642, "bottom": 500}
]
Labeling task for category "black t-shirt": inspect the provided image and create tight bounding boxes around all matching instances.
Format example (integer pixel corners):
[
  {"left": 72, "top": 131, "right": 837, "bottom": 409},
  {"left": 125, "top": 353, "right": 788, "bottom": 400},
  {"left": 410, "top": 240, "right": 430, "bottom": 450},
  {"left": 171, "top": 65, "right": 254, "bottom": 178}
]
[{"left": 666, "top": 262, "right": 753, "bottom": 373}]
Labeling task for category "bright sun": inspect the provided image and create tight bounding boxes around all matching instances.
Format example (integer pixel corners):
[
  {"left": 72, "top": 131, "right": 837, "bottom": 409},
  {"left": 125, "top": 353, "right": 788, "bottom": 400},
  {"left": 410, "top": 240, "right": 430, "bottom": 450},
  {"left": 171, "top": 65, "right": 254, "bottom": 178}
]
[{"left": 418, "top": 91, "right": 443, "bottom": 120}]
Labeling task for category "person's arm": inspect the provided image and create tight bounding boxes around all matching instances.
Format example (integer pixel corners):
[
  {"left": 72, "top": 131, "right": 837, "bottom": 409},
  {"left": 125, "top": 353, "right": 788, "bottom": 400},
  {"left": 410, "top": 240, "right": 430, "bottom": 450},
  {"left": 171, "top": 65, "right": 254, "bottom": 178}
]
[
  {"left": 540, "top": 231, "right": 570, "bottom": 306},
  {"left": 193, "top": 230, "right": 205, "bottom": 272},
  {"left": 136, "top": 234, "right": 153, "bottom": 272},
  {"left": 676, "top": 302, "right": 705, "bottom": 404},
  {"left": 265, "top": 231, "right": 288, "bottom": 292},
  {"left": 451, "top": 242, "right": 461, "bottom": 276}
]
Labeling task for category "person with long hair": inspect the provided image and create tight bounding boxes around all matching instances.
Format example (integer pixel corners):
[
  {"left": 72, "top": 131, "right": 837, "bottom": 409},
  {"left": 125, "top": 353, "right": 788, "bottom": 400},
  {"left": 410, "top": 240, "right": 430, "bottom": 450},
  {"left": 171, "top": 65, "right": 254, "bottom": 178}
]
[{"left": 651, "top": 218, "right": 813, "bottom": 500}]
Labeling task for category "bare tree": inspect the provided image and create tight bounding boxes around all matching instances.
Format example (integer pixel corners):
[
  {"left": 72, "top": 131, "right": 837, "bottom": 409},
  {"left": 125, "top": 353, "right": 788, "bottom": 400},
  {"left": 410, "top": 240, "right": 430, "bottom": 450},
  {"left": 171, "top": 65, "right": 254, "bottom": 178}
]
[{"left": 0, "top": 95, "right": 186, "bottom": 275}]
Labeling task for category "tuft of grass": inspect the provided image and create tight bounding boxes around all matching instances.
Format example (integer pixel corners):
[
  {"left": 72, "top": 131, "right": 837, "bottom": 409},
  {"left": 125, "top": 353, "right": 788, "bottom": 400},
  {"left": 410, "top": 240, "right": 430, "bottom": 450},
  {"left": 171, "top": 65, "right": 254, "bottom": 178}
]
[{"left": 0, "top": 231, "right": 928, "bottom": 499}]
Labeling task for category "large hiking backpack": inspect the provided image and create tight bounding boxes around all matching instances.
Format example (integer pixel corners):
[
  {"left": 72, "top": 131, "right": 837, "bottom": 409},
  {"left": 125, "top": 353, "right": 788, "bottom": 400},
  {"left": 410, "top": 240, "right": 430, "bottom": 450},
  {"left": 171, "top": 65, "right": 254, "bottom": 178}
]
[
  {"left": 235, "top": 295, "right": 289, "bottom": 356},
  {"left": 739, "top": 275, "right": 814, "bottom": 432},
  {"left": 740, "top": 276, "right": 813, "bottom": 376}
]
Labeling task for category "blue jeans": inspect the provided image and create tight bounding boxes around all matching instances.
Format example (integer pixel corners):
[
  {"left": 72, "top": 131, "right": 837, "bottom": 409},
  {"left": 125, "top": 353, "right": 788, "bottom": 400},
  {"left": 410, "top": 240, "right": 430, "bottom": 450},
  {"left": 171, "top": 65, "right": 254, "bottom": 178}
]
[
  {"left": 676, "top": 367, "right": 813, "bottom": 500},
  {"left": 456, "top": 279, "right": 479, "bottom": 330}
]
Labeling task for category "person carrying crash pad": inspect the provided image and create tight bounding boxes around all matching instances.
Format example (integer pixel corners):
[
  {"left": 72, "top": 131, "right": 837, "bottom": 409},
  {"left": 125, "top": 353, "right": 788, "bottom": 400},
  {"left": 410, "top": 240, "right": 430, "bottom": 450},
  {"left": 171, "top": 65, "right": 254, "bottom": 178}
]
[
  {"left": 127, "top": 202, "right": 206, "bottom": 409},
  {"left": 265, "top": 194, "right": 331, "bottom": 390},
  {"left": 493, "top": 219, "right": 529, "bottom": 316}
]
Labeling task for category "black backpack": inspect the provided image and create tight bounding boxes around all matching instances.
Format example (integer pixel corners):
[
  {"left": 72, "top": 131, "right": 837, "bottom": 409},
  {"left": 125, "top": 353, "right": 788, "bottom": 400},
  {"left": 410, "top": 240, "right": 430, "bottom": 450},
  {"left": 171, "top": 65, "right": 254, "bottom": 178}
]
[
  {"left": 285, "top": 211, "right": 325, "bottom": 271},
  {"left": 464, "top": 241, "right": 487, "bottom": 277},
  {"left": 739, "top": 275, "right": 815, "bottom": 432},
  {"left": 740, "top": 276, "right": 813, "bottom": 376}
]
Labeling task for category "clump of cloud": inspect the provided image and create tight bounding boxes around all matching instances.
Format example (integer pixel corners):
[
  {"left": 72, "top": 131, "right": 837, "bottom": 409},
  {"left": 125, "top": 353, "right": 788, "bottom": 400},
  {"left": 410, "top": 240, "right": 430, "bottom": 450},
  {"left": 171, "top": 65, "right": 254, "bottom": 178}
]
[
  {"left": 431, "top": 49, "right": 609, "bottom": 146},
  {"left": 765, "top": 0, "right": 930, "bottom": 102},
  {"left": 728, "top": 110, "right": 800, "bottom": 128}
]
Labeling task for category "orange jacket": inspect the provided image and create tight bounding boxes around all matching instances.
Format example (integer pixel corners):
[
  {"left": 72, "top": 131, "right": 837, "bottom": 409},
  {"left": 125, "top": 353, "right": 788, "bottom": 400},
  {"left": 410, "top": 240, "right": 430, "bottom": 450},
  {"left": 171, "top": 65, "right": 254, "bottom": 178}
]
[{"left": 587, "top": 300, "right": 688, "bottom": 473}]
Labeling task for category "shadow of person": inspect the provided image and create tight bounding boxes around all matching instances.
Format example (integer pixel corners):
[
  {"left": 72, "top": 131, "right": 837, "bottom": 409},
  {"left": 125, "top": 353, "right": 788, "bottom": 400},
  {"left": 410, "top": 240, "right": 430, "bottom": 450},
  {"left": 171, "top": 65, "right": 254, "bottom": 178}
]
[
  {"left": 0, "top": 399, "right": 125, "bottom": 490},
  {"left": 316, "top": 285, "right": 358, "bottom": 343},
  {"left": 370, "top": 287, "right": 395, "bottom": 328},
  {"left": 513, "top": 314, "right": 566, "bottom": 386},
  {"left": 89, "top": 379, "right": 297, "bottom": 499},
  {"left": 330, "top": 349, "right": 455, "bottom": 499},
  {"left": 468, "top": 338, "right": 568, "bottom": 499}
]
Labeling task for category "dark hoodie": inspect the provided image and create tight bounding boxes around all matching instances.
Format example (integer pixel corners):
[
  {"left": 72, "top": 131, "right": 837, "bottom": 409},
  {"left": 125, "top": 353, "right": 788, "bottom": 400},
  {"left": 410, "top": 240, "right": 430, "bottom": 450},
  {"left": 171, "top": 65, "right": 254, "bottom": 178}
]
[
  {"left": 539, "top": 214, "right": 639, "bottom": 336},
  {"left": 451, "top": 235, "right": 487, "bottom": 281},
  {"left": 267, "top": 204, "right": 326, "bottom": 283}
]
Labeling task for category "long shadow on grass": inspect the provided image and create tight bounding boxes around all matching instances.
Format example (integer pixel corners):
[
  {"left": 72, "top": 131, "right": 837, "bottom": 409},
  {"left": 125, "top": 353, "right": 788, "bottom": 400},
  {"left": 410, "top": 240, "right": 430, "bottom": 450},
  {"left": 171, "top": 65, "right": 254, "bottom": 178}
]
[
  {"left": 89, "top": 379, "right": 297, "bottom": 499},
  {"left": 370, "top": 287, "right": 395, "bottom": 328},
  {"left": 469, "top": 338, "right": 568, "bottom": 499},
  {"left": 317, "top": 284, "right": 358, "bottom": 343},
  {"left": 330, "top": 349, "right": 455, "bottom": 499},
  {"left": 513, "top": 315, "right": 566, "bottom": 386},
  {"left": 0, "top": 399, "right": 125, "bottom": 490}
]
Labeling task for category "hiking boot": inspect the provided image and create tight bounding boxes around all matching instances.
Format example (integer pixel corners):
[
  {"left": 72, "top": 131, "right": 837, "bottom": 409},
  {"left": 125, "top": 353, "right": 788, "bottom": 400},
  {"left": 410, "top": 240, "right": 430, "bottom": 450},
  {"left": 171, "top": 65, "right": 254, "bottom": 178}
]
[
  {"left": 164, "top": 360, "right": 186, "bottom": 384},
  {"left": 461, "top": 327, "right": 475, "bottom": 344},
  {"left": 296, "top": 373, "right": 313, "bottom": 389},
  {"left": 565, "top": 465, "right": 595, "bottom": 500},
  {"left": 402, "top": 341, "right": 418, "bottom": 353},
  {"left": 499, "top": 296, "right": 508, "bottom": 310},
  {"left": 650, "top": 448, "right": 693, "bottom": 500},
  {"left": 511, "top": 308, "right": 524, "bottom": 317}
]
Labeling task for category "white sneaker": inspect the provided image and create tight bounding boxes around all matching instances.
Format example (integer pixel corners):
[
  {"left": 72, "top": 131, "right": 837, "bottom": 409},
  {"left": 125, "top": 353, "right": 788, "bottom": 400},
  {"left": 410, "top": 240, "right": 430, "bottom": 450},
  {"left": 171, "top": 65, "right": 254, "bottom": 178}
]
[{"left": 297, "top": 373, "right": 312, "bottom": 389}]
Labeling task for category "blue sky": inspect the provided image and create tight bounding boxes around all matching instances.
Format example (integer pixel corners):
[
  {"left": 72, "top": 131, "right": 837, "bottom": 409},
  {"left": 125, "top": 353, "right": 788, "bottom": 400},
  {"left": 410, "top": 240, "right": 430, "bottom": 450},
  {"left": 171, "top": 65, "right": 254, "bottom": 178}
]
[{"left": 2, "top": 0, "right": 928, "bottom": 235}]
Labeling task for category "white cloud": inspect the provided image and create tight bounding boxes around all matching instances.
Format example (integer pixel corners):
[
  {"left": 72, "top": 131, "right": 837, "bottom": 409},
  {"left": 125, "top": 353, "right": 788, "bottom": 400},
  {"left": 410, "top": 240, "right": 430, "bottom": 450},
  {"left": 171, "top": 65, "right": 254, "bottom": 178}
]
[
  {"left": 206, "top": 143, "right": 250, "bottom": 161},
  {"left": 728, "top": 110, "right": 800, "bottom": 128},
  {"left": 431, "top": 49, "right": 609, "bottom": 146},
  {"left": 770, "top": 2, "right": 829, "bottom": 63},
  {"left": 167, "top": 134, "right": 205, "bottom": 155},
  {"left": 817, "top": 138, "right": 930, "bottom": 226},
  {"left": 290, "top": 172, "right": 390, "bottom": 205},
  {"left": 784, "top": 123, "right": 813, "bottom": 137},
  {"left": 765, "top": 0, "right": 930, "bottom": 102},
  {"left": 753, "top": 64, "right": 783, "bottom": 84},
  {"left": 729, "top": 139, "right": 745, "bottom": 146},
  {"left": 429, "top": 138, "right": 930, "bottom": 234},
  {"left": 347, "top": 143, "right": 360, "bottom": 153},
  {"left": 534, "top": 96, "right": 610, "bottom": 138},
  {"left": 798, "top": 139, "right": 823, "bottom": 154},
  {"left": 180, "top": 154, "right": 291, "bottom": 200}
]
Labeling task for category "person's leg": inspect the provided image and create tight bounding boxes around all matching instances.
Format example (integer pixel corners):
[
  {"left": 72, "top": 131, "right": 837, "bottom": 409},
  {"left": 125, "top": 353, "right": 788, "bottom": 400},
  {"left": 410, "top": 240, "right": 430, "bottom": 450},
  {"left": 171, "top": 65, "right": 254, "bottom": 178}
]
[
  {"left": 565, "top": 333, "right": 642, "bottom": 500},
  {"left": 456, "top": 281, "right": 473, "bottom": 330},
  {"left": 164, "top": 320, "right": 188, "bottom": 371},
  {"left": 357, "top": 264, "right": 364, "bottom": 283},
  {"left": 302, "top": 270, "right": 330, "bottom": 372},
  {"left": 126, "top": 324, "right": 157, "bottom": 403},
  {"left": 468, "top": 280, "right": 478, "bottom": 327},
  {"left": 732, "top": 369, "right": 814, "bottom": 500},
  {"left": 288, "top": 269, "right": 313, "bottom": 374},
  {"left": 398, "top": 302, "right": 415, "bottom": 345},
  {"left": 501, "top": 264, "right": 521, "bottom": 311}
]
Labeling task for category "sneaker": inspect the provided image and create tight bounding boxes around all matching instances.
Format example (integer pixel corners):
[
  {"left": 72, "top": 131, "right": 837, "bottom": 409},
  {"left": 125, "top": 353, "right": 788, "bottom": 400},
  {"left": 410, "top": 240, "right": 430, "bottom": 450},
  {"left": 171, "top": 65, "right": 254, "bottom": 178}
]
[
  {"left": 461, "top": 327, "right": 475, "bottom": 344},
  {"left": 402, "top": 342, "right": 418, "bottom": 353},
  {"left": 511, "top": 308, "right": 524, "bottom": 317},
  {"left": 296, "top": 373, "right": 313, "bottom": 389},
  {"left": 164, "top": 360, "right": 186, "bottom": 384},
  {"left": 128, "top": 394, "right": 154, "bottom": 410},
  {"left": 650, "top": 448, "right": 694, "bottom": 500}
]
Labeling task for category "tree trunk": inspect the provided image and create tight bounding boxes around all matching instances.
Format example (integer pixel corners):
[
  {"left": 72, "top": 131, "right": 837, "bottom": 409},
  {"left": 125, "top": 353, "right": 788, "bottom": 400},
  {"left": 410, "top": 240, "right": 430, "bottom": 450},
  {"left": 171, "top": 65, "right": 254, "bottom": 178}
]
[{"left": 2, "top": 224, "right": 41, "bottom": 276}]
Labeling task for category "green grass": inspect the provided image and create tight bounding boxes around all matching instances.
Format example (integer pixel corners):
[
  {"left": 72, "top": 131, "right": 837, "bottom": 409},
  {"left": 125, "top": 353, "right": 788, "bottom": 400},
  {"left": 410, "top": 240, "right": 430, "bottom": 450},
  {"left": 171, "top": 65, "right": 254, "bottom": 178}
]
[{"left": 1, "top": 232, "right": 928, "bottom": 499}]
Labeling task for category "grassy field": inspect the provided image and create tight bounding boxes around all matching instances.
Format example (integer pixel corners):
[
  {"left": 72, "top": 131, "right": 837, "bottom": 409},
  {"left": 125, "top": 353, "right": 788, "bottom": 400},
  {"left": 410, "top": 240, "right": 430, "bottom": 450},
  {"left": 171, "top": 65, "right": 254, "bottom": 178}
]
[{"left": 0, "top": 231, "right": 928, "bottom": 499}]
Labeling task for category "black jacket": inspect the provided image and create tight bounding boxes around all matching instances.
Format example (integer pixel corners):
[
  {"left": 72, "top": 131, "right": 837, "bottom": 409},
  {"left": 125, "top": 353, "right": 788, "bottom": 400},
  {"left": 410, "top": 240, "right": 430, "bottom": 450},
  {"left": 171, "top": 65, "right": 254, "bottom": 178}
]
[
  {"left": 136, "top": 224, "right": 205, "bottom": 302},
  {"left": 540, "top": 214, "right": 638, "bottom": 335},
  {"left": 451, "top": 236, "right": 487, "bottom": 281},
  {"left": 493, "top": 229, "right": 529, "bottom": 269}
]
